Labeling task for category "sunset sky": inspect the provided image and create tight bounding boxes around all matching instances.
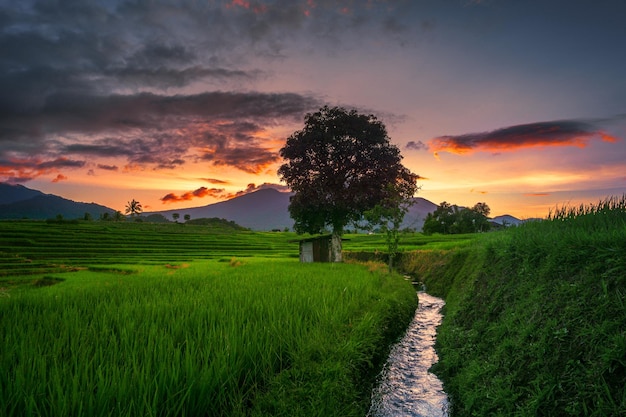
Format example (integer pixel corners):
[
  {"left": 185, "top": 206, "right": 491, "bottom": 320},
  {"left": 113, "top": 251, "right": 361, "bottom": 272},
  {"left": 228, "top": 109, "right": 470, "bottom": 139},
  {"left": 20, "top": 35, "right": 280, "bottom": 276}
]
[{"left": 1, "top": 0, "right": 625, "bottom": 219}]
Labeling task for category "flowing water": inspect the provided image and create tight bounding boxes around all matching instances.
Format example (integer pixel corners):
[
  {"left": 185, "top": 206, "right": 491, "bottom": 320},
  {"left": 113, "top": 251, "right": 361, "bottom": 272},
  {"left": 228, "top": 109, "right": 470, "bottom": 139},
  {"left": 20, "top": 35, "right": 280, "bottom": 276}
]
[{"left": 368, "top": 291, "right": 449, "bottom": 417}]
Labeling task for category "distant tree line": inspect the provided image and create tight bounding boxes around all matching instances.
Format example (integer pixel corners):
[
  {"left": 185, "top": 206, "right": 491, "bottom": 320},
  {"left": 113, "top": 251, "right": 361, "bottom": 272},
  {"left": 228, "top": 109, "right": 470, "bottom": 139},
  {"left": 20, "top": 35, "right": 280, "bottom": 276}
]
[
  {"left": 99, "top": 211, "right": 125, "bottom": 221},
  {"left": 422, "top": 201, "right": 491, "bottom": 235}
]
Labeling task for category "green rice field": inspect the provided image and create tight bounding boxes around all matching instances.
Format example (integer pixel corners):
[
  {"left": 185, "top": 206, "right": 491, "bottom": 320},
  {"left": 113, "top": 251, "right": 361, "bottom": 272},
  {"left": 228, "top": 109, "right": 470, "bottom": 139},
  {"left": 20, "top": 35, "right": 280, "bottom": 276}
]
[{"left": 0, "top": 220, "right": 419, "bottom": 416}]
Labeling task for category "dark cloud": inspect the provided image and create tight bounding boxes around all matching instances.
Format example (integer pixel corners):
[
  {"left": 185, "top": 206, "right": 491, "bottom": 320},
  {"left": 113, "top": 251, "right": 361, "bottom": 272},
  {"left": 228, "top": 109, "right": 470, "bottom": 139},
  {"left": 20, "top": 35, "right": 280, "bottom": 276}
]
[
  {"left": 200, "top": 144, "right": 279, "bottom": 174},
  {"left": 0, "top": 0, "right": 412, "bottom": 104},
  {"left": 0, "top": 91, "right": 318, "bottom": 179},
  {"left": 92, "top": 165, "right": 119, "bottom": 175},
  {"left": 36, "top": 158, "right": 86, "bottom": 170},
  {"left": 104, "top": 66, "right": 260, "bottom": 89},
  {"left": 0, "top": 0, "right": 417, "bottom": 183},
  {"left": 428, "top": 120, "right": 620, "bottom": 155},
  {"left": 405, "top": 140, "right": 428, "bottom": 151},
  {"left": 202, "top": 178, "right": 230, "bottom": 185}
]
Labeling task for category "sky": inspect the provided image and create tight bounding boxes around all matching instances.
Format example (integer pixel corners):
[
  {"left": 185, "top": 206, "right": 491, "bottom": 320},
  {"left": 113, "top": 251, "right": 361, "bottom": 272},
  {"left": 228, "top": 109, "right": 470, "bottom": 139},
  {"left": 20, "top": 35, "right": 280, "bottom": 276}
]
[{"left": 1, "top": 0, "right": 625, "bottom": 219}]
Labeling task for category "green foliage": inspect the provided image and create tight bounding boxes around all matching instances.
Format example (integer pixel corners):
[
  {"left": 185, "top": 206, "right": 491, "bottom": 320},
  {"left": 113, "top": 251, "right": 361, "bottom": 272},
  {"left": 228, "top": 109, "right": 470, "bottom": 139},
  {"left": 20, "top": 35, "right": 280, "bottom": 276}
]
[
  {"left": 404, "top": 197, "right": 626, "bottom": 416},
  {"left": 364, "top": 184, "right": 418, "bottom": 271},
  {"left": 0, "top": 260, "right": 416, "bottom": 417},
  {"left": 422, "top": 201, "right": 491, "bottom": 235},
  {"left": 141, "top": 213, "right": 170, "bottom": 223},
  {"left": 278, "top": 106, "right": 418, "bottom": 236},
  {"left": 185, "top": 217, "right": 249, "bottom": 230}
]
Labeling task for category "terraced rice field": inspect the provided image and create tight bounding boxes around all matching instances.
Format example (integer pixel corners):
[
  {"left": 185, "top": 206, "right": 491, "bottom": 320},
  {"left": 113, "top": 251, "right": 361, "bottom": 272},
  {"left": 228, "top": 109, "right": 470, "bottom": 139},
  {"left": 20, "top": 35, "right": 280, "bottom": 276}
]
[
  {"left": 0, "top": 219, "right": 418, "bottom": 417},
  {"left": 0, "top": 220, "right": 298, "bottom": 277}
]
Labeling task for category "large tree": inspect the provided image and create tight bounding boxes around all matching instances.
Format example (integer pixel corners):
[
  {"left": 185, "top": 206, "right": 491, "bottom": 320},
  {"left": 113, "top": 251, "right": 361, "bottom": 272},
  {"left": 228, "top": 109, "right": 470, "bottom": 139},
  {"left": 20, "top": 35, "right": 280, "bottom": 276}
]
[{"left": 278, "top": 106, "right": 419, "bottom": 262}]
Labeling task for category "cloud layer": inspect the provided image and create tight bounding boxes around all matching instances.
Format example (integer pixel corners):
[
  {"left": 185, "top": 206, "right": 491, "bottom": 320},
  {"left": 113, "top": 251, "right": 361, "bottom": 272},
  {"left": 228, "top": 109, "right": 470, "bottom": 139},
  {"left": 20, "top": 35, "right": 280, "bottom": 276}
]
[
  {"left": 2, "top": 0, "right": 370, "bottom": 182},
  {"left": 427, "top": 120, "right": 620, "bottom": 156}
]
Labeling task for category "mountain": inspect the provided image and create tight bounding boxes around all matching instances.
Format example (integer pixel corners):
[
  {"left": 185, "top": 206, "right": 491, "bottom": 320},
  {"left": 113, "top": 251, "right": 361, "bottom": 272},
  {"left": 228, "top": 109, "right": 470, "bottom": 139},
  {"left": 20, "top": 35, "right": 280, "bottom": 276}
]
[
  {"left": 0, "top": 183, "right": 115, "bottom": 220},
  {"left": 1, "top": 182, "right": 518, "bottom": 231},
  {"left": 151, "top": 188, "right": 293, "bottom": 230},
  {"left": 0, "top": 183, "right": 45, "bottom": 205},
  {"left": 402, "top": 197, "right": 439, "bottom": 231},
  {"left": 150, "top": 190, "right": 440, "bottom": 231},
  {"left": 491, "top": 214, "right": 524, "bottom": 226}
]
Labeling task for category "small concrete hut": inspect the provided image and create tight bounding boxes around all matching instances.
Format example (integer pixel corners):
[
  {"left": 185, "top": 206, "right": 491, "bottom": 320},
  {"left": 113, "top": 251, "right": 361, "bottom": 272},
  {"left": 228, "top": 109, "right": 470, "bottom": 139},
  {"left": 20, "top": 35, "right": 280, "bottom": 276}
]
[{"left": 292, "top": 235, "right": 333, "bottom": 263}]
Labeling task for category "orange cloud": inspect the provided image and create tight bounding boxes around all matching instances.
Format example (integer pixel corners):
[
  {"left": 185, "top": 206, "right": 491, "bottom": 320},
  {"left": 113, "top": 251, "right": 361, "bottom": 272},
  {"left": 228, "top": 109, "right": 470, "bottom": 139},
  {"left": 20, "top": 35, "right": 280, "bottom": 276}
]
[
  {"left": 160, "top": 182, "right": 290, "bottom": 204},
  {"left": 0, "top": 157, "right": 85, "bottom": 183},
  {"left": 525, "top": 193, "right": 551, "bottom": 197},
  {"left": 599, "top": 131, "right": 619, "bottom": 143},
  {"left": 161, "top": 187, "right": 226, "bottom": 204},
  {"left": 428, "top": 120, "right": 622, "bottom": 156},
  {"left": 470, "top": 189, "right": 488, "bottom": 195}
]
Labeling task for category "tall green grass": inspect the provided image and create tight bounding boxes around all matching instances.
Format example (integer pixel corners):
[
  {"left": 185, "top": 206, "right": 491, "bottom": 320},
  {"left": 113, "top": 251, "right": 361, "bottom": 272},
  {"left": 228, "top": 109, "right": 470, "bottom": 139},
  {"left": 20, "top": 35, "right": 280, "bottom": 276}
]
[
  {"left": 401, "top": 197, "right": 626, "bottom": 416},
  {"left": 0, "top": 258, "right": 416, "bottom": 417}
]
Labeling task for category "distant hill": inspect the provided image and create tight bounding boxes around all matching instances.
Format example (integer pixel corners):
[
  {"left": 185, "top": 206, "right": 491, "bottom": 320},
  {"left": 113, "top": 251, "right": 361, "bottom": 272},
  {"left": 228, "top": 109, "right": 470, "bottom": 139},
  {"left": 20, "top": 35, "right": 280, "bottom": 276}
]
[
  {"left": 0, "top": 183, "right": 45, "bottom": 205},
  {"left": 0, "top": 183, "right": 115, "bottom": 220},
  {"left": 150, "top": 188, "right": 293, "bottom": 231},
  {"left": 491, "top": 214, "right": 525, "bottom": 226},
  {"left": 402, "top": 197, "right": 439, "bottom": 231},
  {"left": 0, "top": 182, "right": 523, "bottom": 230}
]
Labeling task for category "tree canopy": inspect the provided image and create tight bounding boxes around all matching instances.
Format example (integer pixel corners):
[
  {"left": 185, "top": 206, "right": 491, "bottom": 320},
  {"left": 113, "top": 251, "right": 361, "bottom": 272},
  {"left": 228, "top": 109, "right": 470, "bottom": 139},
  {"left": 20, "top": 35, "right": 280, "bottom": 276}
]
[
  {"left": 278, "top": 106, "right": 418, "bottom": 260},
  {"left": 422, "top": 201, "right": 491, "bottom": 235}
]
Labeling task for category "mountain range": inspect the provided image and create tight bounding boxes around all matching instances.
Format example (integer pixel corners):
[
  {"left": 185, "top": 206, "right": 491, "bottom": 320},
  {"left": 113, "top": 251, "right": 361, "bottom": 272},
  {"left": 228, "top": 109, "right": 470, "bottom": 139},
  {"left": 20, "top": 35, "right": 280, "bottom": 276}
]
[
  {"left": 0, "top": 183, "right": 523, "bottom": 230},
  {"left": 0, "top": 183, "right": 114, "bottom": 220},
  {"left": 148, "top": 188, "right": 440, "bottom": 231}
]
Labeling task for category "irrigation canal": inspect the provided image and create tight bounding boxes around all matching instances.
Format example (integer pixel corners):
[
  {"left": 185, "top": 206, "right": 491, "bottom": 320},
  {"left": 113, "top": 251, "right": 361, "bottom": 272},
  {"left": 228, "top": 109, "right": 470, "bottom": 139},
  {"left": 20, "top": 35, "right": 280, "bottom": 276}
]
[{"left": 368, "top": 291, "right": 449, "bottom": 417}]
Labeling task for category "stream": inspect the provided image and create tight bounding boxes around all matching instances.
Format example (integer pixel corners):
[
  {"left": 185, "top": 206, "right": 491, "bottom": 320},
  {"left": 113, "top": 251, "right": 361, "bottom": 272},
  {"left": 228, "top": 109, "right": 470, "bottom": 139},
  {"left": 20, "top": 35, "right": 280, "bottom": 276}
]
[{"left": 367, "top": 291, "right": 449, "bottom": 417}]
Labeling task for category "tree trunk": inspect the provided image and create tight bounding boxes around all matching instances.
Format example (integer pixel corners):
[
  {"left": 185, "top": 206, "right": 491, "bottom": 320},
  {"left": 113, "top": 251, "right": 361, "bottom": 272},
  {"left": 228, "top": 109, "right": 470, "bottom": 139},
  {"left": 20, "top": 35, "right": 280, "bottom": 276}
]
[{"left": 330, "top": 231, "right": 343, "bottom": 263}]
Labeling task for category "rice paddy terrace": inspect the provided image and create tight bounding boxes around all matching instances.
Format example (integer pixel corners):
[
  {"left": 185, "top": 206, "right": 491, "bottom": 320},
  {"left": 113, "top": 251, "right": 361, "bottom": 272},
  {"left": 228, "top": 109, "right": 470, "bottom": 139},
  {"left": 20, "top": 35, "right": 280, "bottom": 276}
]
[{"left": 0, "top": 220, "right": 298, "bottom": 277}]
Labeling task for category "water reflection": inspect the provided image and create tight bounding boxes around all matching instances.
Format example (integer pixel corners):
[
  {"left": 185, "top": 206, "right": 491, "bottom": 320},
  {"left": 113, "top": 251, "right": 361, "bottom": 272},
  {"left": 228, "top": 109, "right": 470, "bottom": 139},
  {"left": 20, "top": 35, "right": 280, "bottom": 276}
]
[{"left": 368, "top": 291, "right": 449, "bottom": 417}]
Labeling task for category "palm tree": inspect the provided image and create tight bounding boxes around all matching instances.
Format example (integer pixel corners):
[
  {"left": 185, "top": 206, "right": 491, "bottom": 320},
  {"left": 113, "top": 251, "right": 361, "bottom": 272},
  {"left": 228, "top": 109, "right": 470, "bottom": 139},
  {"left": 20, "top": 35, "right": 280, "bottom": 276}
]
[{"left": 125, "top": 199, "right": 143, "bottom": 217}]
